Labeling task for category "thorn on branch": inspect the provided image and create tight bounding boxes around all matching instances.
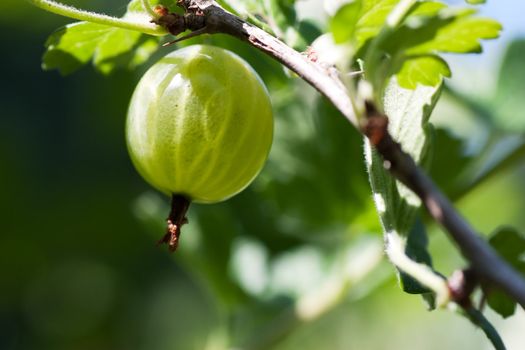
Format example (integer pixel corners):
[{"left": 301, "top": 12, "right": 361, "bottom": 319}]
[
  {"left": 303, "top": 46, "right": 319, "bottom": 63},
  {"left": 162, "top": 27, "right": 209, "bottom": 46}
]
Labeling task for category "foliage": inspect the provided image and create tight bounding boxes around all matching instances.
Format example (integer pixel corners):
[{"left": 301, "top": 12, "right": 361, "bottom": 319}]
[
  {"left": 365, "top": 78, "right": 440, "bottom": 297},
  {"left": 487, "top": 227, "right": 525, "bottom": 318}
]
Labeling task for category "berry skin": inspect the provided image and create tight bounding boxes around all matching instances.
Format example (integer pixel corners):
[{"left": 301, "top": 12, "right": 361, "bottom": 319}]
[{"left": 126, "top": 45, "right": 274, "bottom": 203}]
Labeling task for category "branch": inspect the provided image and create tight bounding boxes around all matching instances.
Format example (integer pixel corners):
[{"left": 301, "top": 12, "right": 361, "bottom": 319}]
[{"left": 173, "top": 0, "right": 525, "bottom": 308}]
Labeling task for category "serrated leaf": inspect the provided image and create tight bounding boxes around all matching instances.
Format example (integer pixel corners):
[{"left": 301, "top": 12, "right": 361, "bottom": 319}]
[
  {"left": 486, "top": 227, "right": 525, "bottom": 318},
  {"left": 334, "top": 0, "right": 444, "bottom": 50},
  {"left": 490, "top": 39, "right": 525, "bottom": 132},
  {"left": 365, "top": 77, "right": 442, "bottom": 294},
  {"left": 42, "top": 1, "right": 159, "bottom": 75},
  {"left": 395, "top": 55, "right": 451, "bottom": 89},
  {"left": 358, "top": 3, "right": 500, "bottom": 89},
  {"left": 404, "top": 13, "right": 501, "bottom": 55},
  {"left": 388, "top": 9, "right": 500, "bottom": 88}
]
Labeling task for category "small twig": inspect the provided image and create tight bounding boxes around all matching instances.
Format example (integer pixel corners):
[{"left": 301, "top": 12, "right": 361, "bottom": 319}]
[
  {"left": 163, "top": 27, "right": 210, "bottom": 46},
  {"left": 164, "top": 0, "right": 525, "bottom": 308}
]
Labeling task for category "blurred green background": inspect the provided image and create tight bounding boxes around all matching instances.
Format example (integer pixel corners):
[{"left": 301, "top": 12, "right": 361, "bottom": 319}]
[{"left": 1, "top": 1, "right": 525, "bottom": 349}]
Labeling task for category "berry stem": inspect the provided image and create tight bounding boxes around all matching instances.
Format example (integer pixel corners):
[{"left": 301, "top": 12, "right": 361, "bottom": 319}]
[
  {"left": 26, "top": 0, "right": 168, "bottom": 36},
  {"left": 158, "top": 194, "right": 191, "bottom": 252}
]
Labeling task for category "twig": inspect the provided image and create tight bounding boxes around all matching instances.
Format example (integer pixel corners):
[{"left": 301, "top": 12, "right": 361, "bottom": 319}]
[
  {"left": 157, "top": 194, "right": 191, "bottom": 252},
  {"left": 171, "top": 0, "right": 525, "bottom": 307}
]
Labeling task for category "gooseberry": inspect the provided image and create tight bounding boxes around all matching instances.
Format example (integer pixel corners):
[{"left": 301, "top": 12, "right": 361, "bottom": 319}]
[{"left": 126, "top": 45, "right": 274, "bottom": 250}]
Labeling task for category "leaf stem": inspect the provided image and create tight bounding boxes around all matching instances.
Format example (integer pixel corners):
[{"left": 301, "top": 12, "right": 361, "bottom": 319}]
[
  {"left": 385, "top": 231, "right": 450, "bottom": 306},
  {"left": 461, "top": 307, "right": 507, "bottom": 350},
  {"left": 26, "top": 0, "right": 167, "bottom": 36}
]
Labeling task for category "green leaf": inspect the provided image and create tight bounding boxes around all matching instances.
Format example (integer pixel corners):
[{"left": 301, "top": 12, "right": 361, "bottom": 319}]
[
  {"left": 486, "top": 290, "right": 516, "bottom": 318},
  {"left": 429, "top": 128, "right": 474, "bottom": 196},
  {"left": 490, "top": 39, "right": 525, "bottom": 132},
  {"left": 403, "top": 12, "right": 502, "bottom": 55},
  {"left": 354, "top": 0, "right": 400, "bottom": 48},
  {"left": 489, "top": 228, "right": 525, "bottom": 264},
  {"left": 365, "top": 77, "right": 442, "bottom": 293},
  {"left": 388, "top": 9, "right": 500, "bottom": 88},
  {"left": 358, "top": 3, "right": 500, "bottom": 89},
  {"left": 466, "top": 0, "right": 486, "bottom": 4},
  {"left": 93, "top": 24, "right": 143, "bottom": 74},
  {"left": 395, "top": 55, "right": 451, "bottom": 89},
  {"left": 330, "top": 1, "right": 362, "bottom": 44},
  {"left": 486, "top": 227, "right": 525, "bottom": 318},
  {"left": 332, "top": 0, "right": 444, "bottom": 50},
  {"left": 42, "top": 1, "right": 159, "bottom": 75},
  {"left": 400, "top": 218, "right": 434, "bottom": 295}
]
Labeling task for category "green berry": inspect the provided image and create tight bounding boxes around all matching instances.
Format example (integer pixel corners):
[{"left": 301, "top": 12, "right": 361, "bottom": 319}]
[{"left": 126, "top": 45, "right": 273, "bottom": 203}]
